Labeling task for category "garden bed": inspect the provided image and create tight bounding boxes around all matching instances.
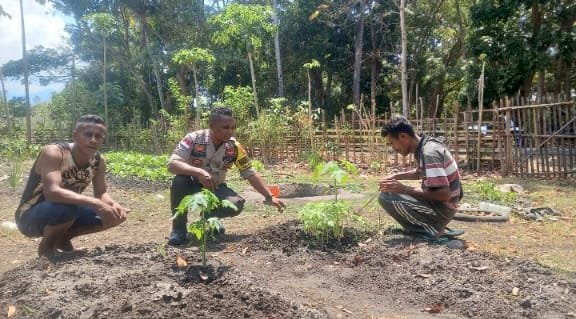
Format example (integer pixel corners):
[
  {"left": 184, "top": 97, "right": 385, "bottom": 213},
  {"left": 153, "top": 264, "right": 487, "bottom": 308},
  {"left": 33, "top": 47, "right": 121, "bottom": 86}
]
[{"left": 1, "top": 223, "right": 574, "bottom": 318}]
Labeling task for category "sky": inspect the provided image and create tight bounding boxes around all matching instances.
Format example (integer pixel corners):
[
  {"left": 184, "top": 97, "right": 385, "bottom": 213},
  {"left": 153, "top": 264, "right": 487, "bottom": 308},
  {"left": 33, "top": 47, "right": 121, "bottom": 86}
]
[{"left": 0, "top": 0, "right": 71, "bottom": 104}]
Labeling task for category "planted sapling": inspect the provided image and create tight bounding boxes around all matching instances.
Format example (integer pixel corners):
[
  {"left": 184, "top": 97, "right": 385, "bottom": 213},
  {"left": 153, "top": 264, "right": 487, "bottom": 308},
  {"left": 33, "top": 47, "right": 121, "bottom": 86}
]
[
  {"left": 298, "top": 160, "right": 358, "bottom": 243},
  {"left": 175, "top": 189, "right": 237, "bottom": 266}
]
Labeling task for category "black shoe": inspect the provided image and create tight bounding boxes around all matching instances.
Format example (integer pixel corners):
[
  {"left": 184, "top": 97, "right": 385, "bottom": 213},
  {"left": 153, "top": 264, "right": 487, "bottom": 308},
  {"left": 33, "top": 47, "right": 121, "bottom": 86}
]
[{"left": 167, "top": 229, "right": 188, "bottom": 246}]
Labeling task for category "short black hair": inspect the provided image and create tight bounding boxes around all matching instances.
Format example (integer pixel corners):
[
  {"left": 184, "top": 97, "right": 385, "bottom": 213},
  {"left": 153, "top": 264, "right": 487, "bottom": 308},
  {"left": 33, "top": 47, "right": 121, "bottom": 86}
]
[
  {"left": 209, "top": 107, "right": 233, "bottom": 124},
  {"left": 381, "top": 116, "right": 416, "bottom": 138},
  {"left": 75, "top": 114, "right": 105, "bottom": 129}
]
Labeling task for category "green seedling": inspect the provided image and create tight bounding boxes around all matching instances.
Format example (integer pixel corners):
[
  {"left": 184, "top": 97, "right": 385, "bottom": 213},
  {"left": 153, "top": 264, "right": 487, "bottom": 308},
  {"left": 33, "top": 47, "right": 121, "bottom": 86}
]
[
  {"left": 175, "top": 189, "right": 237, "bottom": 266},
  {"left": 298, "top": 160, "right": 358, "bottom": 243},
  {"left": 465, "top": 180, "right": 517, "bottom": 204}
]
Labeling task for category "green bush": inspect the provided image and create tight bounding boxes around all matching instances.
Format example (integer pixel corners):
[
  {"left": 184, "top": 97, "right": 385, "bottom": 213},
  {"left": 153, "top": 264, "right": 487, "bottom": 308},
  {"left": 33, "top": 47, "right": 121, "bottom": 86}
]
[
  {"left": 105, "top": 151, "right": 171, "bottom": 182},
  {"left": 464, "top": 180, "right": 517, "bottom": 204}
]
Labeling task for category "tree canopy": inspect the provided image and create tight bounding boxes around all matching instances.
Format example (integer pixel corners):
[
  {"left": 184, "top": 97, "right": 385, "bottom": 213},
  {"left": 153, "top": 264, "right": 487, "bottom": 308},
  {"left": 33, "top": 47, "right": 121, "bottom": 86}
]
[{"left": 1, "top": 0, "right": 575, "bottom": 132}]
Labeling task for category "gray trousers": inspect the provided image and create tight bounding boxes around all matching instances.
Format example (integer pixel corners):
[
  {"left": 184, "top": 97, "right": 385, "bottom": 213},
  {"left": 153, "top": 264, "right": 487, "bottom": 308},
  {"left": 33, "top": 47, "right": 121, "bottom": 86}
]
[{"left": 378, "top": 192, "right": 455, "bottom": 236}]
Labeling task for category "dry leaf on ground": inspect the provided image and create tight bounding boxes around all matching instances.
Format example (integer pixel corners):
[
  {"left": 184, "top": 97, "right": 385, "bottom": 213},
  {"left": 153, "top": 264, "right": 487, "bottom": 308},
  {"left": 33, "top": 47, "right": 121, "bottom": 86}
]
[
  {"left": 512, "top": 287, "right": 520, "bottom": 296},
  {"left": 7, "top": 305, "right": 16, "bottom": 318},
  {"left": 423, "top": 303, "right": 445, "bottom": 314},
  {"left": 175, "top": 255, "right": 187, "bottom": 268}
]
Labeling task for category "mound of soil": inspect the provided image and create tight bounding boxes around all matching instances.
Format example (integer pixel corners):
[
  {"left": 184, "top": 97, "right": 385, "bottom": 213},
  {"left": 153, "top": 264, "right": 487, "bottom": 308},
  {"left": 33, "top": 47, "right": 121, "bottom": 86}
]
[
  {"left": 235, "top": 222, "right": 576, "bottom": 318},
  {"left": 1, "top": 223, "right": 574, "bottom": 319},
  {"left": 0, "top": 244, "right": 326, "bottom": 319}
]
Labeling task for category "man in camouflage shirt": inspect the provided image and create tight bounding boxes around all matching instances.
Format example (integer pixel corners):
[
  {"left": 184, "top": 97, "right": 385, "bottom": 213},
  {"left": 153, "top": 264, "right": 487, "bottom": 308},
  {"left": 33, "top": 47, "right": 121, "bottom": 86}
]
[{"left": 167, "top": 107, "right": 285, "bottom": 245}]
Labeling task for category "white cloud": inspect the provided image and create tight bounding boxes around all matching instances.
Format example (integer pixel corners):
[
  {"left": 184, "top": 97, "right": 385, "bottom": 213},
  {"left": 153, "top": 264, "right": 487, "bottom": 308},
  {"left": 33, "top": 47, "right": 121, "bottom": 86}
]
[{"left": 0, "top": 0, "right": 70, "bottom": 102}]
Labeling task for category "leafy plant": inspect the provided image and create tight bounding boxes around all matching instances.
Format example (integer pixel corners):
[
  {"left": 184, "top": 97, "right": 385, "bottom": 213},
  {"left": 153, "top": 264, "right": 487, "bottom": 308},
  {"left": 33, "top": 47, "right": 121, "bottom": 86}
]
[
  {"left": 312, "top": 160, "right": 358, "bottom": 202},
  {"left": 303, "top": 150, "right": 322, "bottom": 170},
  {"left": 246, "top": 108, "right": 290, "bottom": 163},
  {"left": 298, "top": 160, "right": 358, "bottom": 243},
  {"left": 465, "top": 180, "right": 517, "bottom": 204},
  {"left": 0, "top": 138, "right": 40, "bottom": 189},
  {"left": 175, "top": 189, "right": 237, "bottom": 266},
  {"left": 105, "top": 151, "right": 172, "bottom": 182},
  {"left": 299, "top": 201, "right": 349, "bottom": 243},
  {"left": 369, "top": 161, "right": 381, "bottom": 173}
]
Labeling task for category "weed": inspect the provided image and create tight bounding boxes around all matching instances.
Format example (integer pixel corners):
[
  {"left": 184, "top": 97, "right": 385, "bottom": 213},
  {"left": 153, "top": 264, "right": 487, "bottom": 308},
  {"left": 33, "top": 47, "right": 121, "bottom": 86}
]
[{"left": 155, "top": 243, "right": 167, "bottom": 257}]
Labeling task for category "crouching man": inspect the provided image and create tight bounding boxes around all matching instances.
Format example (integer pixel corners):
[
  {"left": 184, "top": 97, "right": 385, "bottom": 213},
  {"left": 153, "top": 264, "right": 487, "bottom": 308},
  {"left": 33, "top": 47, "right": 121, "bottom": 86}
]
[
  {"left": 378, "top": 116, "right": 463, "bottom": 239},
  {"left": 167, "top": 107, "right": 286, "bottom": 246},
  {"left": 15, "top": 115, "right": 128, "bottom": 258}
]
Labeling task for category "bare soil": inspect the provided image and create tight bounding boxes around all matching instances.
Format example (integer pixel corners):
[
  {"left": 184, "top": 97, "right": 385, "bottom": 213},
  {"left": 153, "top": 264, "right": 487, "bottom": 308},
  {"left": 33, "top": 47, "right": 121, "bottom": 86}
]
[{"left": 1, "top": 165, "right": 575, "bottom": 318}]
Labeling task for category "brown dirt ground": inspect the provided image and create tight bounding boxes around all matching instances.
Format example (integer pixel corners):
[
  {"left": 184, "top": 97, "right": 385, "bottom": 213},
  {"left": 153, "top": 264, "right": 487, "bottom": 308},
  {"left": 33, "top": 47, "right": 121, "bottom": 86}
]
[{"left": 1, "top": 162, "right": 575, "bottom": 318}]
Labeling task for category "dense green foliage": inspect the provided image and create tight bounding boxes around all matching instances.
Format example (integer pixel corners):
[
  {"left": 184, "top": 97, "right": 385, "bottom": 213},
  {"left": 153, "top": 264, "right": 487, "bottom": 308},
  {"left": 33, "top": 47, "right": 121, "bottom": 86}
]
[
  {"left": 104, "top": 151, "right": 171, "bottom": 182},
  {"left": 1, "top": 0, "right": 574, "bottom": 143}
]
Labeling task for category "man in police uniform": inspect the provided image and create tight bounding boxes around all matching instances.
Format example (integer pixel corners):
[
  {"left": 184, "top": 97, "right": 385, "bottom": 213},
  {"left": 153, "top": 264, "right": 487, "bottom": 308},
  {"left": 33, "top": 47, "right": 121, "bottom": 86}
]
[{"left": 167, "top": 107, "right": 285, "bottom": 245}]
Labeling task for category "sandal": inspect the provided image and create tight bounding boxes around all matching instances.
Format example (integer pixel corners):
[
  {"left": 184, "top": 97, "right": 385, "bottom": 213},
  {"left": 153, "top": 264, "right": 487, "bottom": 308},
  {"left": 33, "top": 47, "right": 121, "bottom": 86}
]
[{"left": 443, "top": 227, "right": 465, "bottom": 238}]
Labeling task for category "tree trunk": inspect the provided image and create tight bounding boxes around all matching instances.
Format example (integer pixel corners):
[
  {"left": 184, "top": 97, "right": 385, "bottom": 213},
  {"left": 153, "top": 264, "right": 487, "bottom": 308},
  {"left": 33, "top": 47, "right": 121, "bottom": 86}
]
[
  {"left": 103, "top": 36, "right": 108, "bottom": 127},
  {"left": 247, "top": 50, "right": 260, "bottom": 116},
  {"left": 192, "top": 64, "right": 201, "bottom": 128},
  {"left": 0, "top": 67, "right": 10, "bottom": 135},
  {"left": 271, "top": 0, "right": 284, "bottom": 97},
  {"left": 400, "top": 0, "right": 409, "bottom": 118},
  {"left": 19, "top": 0, "right": 32, "bottom": 143},
  {"left": 144, "top": 29, "right": 166, "bottom": 113},
  {"left": 352, "top": 2, "right": 365, "bottom": 108},
  {"left": 369, "top": 20, "right": 380, "bottom": 133},
  {"left": 307, "top": 70, "right": 314, "bottom": 151}
]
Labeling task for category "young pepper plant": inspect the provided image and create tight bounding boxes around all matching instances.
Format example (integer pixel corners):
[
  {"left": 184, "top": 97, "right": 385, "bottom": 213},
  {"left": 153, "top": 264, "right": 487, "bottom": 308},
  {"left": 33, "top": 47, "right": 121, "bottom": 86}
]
[
  {"left": 175, "top": 189, "right": 237, "bottom": 266},
  {"left": 298, "top": 160, "right": 358, "bottom": 243}
]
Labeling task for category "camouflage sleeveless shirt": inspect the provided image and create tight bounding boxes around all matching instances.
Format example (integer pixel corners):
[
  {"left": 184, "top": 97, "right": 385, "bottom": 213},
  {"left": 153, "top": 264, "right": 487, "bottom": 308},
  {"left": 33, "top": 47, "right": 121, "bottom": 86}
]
[{"left": 14, "top": 142, "right": 101, "bottom": 222}]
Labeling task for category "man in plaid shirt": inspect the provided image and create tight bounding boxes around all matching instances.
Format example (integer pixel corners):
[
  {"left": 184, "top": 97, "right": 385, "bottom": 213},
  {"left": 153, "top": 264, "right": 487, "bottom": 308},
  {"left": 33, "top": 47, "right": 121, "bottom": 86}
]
[{"left": 378, "top": 116, "right": 463, "bottom": 239}]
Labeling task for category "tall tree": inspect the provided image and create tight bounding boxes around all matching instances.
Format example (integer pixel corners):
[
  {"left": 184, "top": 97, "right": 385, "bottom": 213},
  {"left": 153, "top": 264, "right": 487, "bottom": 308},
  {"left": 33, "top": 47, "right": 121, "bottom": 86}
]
[
  {"left": 210, "top": 3, "right": 275, "bottom": 115},
  {"left": 271, "top": 0, "right": 284, "bottom": 97},
  {"left": 19, "top": 0, "right": 33, "bottom": 142},
  {"left": 399, "top": 0, "right": 408, "bottom": 117},
  {"left": 172, "top": 48, "right": 216, "bottom": 126},
  {"left": 82, "top": 13, "right": 115, "bottom": 127},
  {"left": 0, "top": 67, "right": 10, "bottom": 134}
]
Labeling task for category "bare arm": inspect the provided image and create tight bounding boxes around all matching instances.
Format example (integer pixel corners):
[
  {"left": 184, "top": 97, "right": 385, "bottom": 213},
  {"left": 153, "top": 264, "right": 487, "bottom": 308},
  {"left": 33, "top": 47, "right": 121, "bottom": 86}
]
[
  {"left": 39, "top": 145, "right": 126, "bottom": 224},
  {"left": 92, "top": 156, "right": 129, "bottom": 217},
  {"left": 383, "top": 169, "right": 419, "bottom": 180},
  {"left": 40, "top": 145, "right": 104, "bottom": 209},
  {"left": 246, "top": 174, "right": 286, "bottom": 211},
  {"left": 379, "top": 179, "right": 452, "bottom": 202}
]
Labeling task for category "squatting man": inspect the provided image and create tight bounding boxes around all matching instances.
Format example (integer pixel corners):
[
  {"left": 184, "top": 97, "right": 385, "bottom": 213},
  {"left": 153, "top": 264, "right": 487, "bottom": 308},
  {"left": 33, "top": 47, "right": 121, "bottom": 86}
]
[
  {"left": 378, "top": 116, "right": 464, "bottom": 239},
  {"left": 167, "top": 107, "right": 286, "bottom": 245}
]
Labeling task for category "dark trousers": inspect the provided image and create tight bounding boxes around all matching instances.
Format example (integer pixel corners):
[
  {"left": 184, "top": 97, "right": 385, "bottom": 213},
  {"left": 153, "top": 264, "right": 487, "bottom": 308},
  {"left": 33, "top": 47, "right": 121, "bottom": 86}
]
[{"left": 170, "top": 175, "right": 245, "bottom": 231}]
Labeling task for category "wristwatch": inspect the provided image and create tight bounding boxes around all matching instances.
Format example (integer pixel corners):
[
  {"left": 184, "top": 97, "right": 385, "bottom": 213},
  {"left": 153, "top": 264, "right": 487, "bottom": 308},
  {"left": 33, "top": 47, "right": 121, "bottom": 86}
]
[{"left": 264, "top": 195, "right": 273, "bottom": 202}]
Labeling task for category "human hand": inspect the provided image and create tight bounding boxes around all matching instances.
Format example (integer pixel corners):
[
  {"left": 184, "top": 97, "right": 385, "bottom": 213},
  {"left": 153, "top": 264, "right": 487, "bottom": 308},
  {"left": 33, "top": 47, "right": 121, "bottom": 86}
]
[
  {"left": 197, "top": 170, "right": 215, "bottom": 191},
  {"left": 378, "top": 179, "right": 408, "bottom": 194},
  {"left": 109, "top": 201, "right": 129, "bottom": 220},
  {"left": 264, "top": 197, "right": 286, "bottom": 213},
  {"left": 95, "top": 200, "right": 126, "bottom": 222}
]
